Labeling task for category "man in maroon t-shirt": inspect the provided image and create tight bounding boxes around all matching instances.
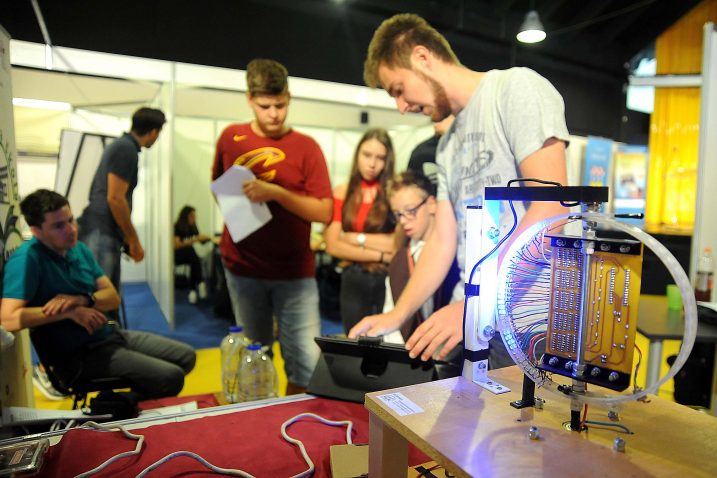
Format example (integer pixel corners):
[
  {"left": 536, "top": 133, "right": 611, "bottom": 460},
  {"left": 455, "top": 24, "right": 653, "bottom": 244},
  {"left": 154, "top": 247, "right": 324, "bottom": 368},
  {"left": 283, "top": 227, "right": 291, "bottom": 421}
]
[{"left": 212, "top": 59, "right": 332, "bottom": 395}]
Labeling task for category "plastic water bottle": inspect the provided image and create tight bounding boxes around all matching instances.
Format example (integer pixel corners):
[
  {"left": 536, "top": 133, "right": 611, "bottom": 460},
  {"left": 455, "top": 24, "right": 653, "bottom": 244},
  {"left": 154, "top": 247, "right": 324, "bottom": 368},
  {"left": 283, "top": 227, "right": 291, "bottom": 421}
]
[
  {"left": 220, "top": 326, "right": 248, "bottom": 403},
  {"left": 237, "top": 343, "right": 278, "bottom": 402},
  {"left": 695, "top": 247, "right": 714, "bottom": 301}
]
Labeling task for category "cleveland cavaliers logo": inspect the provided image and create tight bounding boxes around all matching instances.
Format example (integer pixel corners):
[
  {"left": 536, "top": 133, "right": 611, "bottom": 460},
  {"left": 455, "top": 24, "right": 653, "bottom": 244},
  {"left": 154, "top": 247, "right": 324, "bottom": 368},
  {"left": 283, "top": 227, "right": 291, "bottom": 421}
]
[{"left": 233, "top": 147, "right": 285, "bottom": 181}]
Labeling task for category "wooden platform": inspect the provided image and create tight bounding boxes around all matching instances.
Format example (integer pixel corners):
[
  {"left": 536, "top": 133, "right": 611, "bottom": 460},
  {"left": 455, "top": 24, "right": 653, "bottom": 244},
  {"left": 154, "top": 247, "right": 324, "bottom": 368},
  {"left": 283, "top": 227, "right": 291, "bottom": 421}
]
[{"left": 365, "top": 366, "right": 717, "bottom": 477}]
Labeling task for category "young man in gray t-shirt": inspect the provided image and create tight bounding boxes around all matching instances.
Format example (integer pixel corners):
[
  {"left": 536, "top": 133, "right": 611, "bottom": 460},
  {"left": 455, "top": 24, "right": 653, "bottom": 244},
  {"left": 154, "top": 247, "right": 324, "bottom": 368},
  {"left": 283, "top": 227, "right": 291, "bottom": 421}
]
[{"left": 349, "top": 14, "right": 569, "bottom": 367}]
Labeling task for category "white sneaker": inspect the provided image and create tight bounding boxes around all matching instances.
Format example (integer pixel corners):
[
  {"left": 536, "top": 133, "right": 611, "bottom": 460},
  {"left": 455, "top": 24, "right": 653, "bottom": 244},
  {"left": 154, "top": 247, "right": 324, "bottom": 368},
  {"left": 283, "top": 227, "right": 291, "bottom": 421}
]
[
  {"left": 32, "top": 365, "right": 67, "bottom": 401},
  {"left": 188, "top": 290, "right": 198, "bottom": 304},
  {"left": 198, "top": 282, "right": 208, "bottom": 299}
]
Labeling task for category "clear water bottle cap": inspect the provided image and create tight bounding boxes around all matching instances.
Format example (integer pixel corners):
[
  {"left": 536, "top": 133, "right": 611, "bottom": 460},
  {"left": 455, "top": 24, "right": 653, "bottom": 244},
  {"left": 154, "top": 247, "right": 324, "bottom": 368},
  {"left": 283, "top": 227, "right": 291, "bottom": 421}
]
[
  {"left": 229, "top": 325, "right": 244, "bottom": 333},
  {"left": 247, "top": 343, "right": 262, "bottom": 351}
]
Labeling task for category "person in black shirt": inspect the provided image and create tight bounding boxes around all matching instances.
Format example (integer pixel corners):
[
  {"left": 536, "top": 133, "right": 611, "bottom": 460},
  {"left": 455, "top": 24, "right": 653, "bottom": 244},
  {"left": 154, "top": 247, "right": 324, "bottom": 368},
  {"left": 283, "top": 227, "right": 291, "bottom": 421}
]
[
  {"left": 406, "top": 115, "right": 454, "bottom": 185},
  {"left": 174, "top": 205, "right": 211, "bottom": 303}
]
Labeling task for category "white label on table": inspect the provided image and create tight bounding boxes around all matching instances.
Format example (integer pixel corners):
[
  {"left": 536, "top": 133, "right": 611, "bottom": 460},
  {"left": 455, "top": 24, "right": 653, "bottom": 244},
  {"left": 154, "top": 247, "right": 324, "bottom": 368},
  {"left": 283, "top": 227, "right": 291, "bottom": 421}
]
[{"left": 376, "top": 392, "right": 424, "bottom": 416}]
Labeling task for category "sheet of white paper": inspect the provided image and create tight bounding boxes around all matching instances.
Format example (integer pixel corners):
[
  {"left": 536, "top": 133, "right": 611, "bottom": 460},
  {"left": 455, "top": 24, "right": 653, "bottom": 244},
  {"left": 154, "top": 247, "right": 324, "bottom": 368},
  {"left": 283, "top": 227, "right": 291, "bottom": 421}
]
[
  {"left": 211, "top": 165, "right": 272, "bottom": 242},
  {"left": 1, "top": 406, "right": 111, "bottom": 425},
  {"left": 376, "top": 392, "right": 424, "bottom": 416}
]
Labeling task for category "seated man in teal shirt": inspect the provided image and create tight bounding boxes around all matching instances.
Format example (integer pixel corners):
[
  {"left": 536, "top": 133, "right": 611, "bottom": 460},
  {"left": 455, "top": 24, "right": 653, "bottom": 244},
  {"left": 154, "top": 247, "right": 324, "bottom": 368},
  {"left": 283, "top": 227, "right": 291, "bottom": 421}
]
[{"left": 1, "top": 189, "right": 195, "bottom": 399}]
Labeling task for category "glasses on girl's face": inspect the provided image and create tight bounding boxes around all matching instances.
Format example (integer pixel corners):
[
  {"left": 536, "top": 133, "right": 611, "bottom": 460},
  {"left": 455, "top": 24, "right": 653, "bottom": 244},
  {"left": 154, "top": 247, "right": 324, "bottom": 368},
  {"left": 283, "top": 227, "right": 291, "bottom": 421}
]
[{"left": 392, "top": 196, "right": 429, "bottom": 222}]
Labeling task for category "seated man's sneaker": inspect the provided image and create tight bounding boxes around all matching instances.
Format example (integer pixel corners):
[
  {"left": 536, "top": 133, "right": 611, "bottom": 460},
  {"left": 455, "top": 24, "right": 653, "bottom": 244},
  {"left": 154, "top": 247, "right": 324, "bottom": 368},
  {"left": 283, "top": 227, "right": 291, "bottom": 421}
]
[
  {"left": 188, "top": 290, "right": 198, "bottom": 304},
  {"left": 32, "top": 364, "right": 67, "bottom": 401},
  {"left": 198, "top": 282, "right": 208, "bottom": 299}
]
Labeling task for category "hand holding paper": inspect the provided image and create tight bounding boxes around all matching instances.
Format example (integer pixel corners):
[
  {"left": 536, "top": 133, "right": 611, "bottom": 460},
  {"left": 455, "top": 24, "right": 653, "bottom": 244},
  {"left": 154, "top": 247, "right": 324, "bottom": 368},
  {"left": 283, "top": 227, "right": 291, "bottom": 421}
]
[
  {"left": 243, "top": 178, "right": 283, "bottom": 203},
  {"left": 211, "top": 166, "right": 272, "bottom": 243}
]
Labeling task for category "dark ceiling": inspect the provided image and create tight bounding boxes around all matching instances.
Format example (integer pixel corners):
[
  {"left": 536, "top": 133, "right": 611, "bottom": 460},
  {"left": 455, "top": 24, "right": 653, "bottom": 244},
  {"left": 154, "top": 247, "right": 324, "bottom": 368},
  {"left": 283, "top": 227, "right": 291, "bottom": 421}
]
[{"left": 1, "top": 0, "right": 703, "bottom": 139}]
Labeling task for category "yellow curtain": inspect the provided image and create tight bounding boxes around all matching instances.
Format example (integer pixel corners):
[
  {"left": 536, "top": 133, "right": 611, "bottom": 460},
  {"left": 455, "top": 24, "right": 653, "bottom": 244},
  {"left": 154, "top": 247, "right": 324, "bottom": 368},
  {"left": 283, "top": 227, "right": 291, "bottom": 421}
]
[{"left": 646, "top": 0, "right": 717, "bottom": 229}]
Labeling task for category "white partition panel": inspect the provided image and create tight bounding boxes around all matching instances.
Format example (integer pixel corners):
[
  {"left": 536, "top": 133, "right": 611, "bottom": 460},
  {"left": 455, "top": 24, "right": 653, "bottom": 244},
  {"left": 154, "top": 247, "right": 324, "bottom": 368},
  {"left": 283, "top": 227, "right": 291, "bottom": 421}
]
[
  {"left": 16, "top": 155, "right": 57, "bottom": 199},
  {"left": 56, "top": 131, "right": 115, "bottom": 218},
  {"left": 332, "top": 130, "right": 364, "bottom": 187},
  {"left": 173, "top": 117, "right": 218, "bottom": 242},
  {"left": 389, "top": 126, "right": 434, "bottom": 172},
  {"left": 55, "top": 130, "right": 81, "bottom": 195},
  {"left": 148, "top": 76, "right": 175, "bottom": 327},
  {"left": 120, "top": 142, "right": 150, "bottom": 284},
  {"left": 693, "top": 22, "right": 717, "bottom": 300}
]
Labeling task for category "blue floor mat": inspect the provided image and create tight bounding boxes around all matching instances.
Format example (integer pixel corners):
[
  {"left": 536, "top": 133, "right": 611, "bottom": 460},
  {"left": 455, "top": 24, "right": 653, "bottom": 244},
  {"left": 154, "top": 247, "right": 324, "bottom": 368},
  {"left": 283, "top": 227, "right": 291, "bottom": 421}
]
[{"left": 123, "top": 282, "right": 345, "bottom": 349}]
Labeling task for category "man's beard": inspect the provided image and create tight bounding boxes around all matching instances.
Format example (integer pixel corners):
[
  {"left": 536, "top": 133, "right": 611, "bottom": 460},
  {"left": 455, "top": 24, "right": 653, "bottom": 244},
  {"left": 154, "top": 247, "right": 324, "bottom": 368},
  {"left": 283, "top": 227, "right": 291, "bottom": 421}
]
[{"left": 416, "top": 69, "right": 452, "bottom": 122}]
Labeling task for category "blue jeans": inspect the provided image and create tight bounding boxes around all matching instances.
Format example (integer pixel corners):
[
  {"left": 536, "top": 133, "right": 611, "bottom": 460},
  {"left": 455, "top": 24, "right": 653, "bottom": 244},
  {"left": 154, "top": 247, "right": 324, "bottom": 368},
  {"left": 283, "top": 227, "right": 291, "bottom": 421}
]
[
  {"left": 224, "top": 269, "right": 321, "bottom": 388},
  {"left": 79, "top": 228, "right": 123, "bottom": 294},
  {"left": 79, "top": 229, "right": 123, "bottom": 323}
]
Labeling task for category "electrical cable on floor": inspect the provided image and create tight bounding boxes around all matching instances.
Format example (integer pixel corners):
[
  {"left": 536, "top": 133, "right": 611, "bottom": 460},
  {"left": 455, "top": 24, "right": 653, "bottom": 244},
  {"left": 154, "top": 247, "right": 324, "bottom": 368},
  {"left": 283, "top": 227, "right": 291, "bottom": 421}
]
[{"left": 73, "top": 413, "right": 354, "bottom": 477}]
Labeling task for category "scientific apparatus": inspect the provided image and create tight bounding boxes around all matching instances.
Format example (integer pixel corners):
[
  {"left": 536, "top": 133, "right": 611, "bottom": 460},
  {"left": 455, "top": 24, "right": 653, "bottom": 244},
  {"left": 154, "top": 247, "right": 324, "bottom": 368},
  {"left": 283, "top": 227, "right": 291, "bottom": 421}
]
[{"left": 462, "top": 183, "right": 697, "bottom": 429}]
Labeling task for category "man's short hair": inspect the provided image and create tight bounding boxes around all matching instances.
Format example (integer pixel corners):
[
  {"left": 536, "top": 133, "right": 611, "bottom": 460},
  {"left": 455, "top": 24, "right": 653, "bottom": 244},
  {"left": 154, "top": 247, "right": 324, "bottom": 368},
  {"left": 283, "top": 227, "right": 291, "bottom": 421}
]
[
  {"left": 246, "top": 59, "right": 289, "bottom": 96},
  {"left": 364, "top": 13, "right": 459, "bottom": 88},
  {"left": 131, "top": 107, "right": 166, "bottom": 135},
  {"left": 20, "top": 189, "right": 69, "bottom": 228}
]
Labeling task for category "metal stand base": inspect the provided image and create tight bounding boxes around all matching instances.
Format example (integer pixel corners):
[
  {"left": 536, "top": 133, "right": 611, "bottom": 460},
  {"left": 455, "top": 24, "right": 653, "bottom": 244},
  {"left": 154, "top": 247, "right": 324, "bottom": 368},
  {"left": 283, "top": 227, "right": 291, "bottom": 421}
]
[{"left": 510, "top": 373, "right": 536, "bottom": 409}]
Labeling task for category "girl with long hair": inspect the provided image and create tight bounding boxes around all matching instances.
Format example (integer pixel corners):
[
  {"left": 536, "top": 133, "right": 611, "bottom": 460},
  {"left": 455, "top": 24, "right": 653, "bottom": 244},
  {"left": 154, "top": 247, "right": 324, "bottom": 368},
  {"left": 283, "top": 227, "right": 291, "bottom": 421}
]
[
  {"left": 174, "top": 205, "right": 211, "bottom": 303},
  {"left": 325, "top": 128, "right": 396, "bottom": 333}
]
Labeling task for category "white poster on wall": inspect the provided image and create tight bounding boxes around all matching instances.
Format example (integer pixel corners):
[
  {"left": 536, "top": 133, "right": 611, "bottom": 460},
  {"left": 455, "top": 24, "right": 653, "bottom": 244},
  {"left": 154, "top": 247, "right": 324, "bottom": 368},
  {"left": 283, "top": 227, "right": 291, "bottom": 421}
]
[
  {"left": 0, "top": 33, "right": 14, "bottom": 238},
  {"left": 0, "top": 27, "right": 22, "bottom": 273},
  {"left": 0, "top": 25, "right": 34, "bottom": 409}
]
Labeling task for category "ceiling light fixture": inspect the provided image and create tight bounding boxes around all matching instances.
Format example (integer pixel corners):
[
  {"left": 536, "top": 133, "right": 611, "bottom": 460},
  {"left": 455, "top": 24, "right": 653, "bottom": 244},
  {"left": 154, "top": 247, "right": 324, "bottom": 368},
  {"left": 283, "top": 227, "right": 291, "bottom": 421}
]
[{"left": 516, "top": 10, "right": 546, "bottom": 44}]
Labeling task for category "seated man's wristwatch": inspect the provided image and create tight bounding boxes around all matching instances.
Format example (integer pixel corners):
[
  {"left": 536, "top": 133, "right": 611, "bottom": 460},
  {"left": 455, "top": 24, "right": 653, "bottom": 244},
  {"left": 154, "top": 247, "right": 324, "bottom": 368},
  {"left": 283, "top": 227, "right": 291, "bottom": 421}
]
[
  {"left": 356, "top": 233, "right": 366, "bottom": 247},
  {"left": 85, "top": 292, "right": 97, "bottom": 308}
]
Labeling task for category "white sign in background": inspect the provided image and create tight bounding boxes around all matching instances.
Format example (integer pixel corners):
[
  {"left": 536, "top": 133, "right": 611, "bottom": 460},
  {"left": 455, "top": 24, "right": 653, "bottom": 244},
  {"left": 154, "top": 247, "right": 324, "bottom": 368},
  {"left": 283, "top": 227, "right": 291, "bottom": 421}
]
[{"left": 0, "top": 25, "right": 34, "bottom": 409}]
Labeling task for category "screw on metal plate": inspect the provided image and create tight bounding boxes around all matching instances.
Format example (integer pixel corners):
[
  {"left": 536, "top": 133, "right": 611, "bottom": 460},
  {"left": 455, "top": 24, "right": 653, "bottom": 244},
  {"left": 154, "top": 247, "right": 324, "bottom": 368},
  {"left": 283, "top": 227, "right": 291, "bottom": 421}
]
[
  {"left": 613, "top": 436, "right": 626, "bottom": 452},
  {"left": 607, "top": 409, "right": 619, "bottom": 421},
  {"left": 483, "top": 325, "right": 495, "bottom": 339}
]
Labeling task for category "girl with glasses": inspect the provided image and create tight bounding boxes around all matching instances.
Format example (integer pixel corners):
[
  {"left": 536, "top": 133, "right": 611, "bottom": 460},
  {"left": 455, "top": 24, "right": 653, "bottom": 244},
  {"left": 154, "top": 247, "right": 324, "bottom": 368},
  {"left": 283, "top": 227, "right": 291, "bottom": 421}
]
[{"left": 324, "top": 128, "right": 396, "bottom": 333}]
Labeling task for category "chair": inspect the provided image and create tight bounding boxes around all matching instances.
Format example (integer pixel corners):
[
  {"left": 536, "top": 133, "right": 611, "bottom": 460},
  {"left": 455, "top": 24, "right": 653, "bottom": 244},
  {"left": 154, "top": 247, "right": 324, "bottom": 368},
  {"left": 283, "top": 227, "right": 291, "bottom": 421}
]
[
  {"left": 175, "top": 263, "right": 192, "bottom": 288},
  {"left": 43, "top": 364, "right": 132, "bottom": 410},
  {"left": 32, "top": 332, "right": 132, "bottom": 410}
]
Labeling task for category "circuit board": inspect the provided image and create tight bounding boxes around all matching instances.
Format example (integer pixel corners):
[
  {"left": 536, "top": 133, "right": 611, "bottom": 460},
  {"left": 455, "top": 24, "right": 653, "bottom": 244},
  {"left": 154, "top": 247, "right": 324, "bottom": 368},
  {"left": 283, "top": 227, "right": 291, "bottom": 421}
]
[{"left": 539, "top": 234, "right": 643, "bottom": 391}]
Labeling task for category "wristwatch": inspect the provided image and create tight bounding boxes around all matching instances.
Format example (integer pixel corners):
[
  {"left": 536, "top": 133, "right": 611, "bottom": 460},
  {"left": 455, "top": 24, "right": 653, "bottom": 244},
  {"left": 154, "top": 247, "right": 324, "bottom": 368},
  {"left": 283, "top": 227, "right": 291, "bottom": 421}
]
[
  {"left": 357, "top": 233, "right": 367, "bottom": 247},
  {"left": 85, "top": 292, "right": 97, "bottom": 308}
]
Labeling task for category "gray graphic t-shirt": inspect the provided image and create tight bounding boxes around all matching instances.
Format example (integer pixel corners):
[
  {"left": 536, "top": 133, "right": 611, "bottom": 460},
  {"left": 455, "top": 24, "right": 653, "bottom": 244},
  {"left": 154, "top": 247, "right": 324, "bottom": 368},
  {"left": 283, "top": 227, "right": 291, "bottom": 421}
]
[{"left": 436, "top": 67, "right": 570, "bottom": 294}]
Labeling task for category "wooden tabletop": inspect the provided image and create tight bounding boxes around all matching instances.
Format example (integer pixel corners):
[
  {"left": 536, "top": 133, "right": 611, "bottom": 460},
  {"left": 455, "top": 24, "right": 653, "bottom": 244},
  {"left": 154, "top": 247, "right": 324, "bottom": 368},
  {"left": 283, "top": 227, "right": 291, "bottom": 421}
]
[{"left": 365, "top": 366, "right": 717, "bottom": 477}]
